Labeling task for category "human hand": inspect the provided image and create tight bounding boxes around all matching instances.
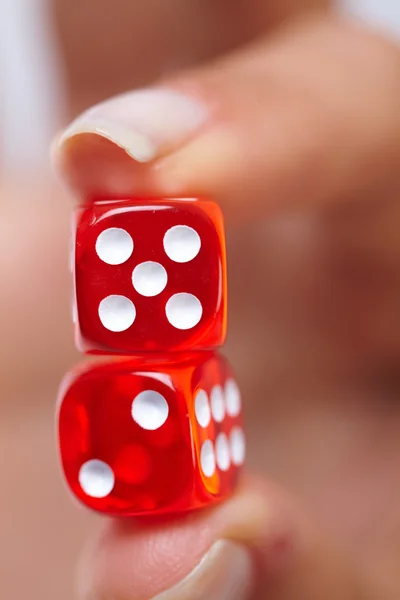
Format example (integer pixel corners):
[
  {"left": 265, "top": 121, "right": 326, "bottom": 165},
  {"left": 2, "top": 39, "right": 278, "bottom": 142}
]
[{"left": 52, "top": 10, "right": 400, "bottom": 600}]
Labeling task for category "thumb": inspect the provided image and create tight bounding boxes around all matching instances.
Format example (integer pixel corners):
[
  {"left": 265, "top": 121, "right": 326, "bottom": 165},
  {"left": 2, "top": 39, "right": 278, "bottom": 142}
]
[
  {"left": 78, "top": 476, "right": 365, "bottom": 600},
  {"left": 53, "top": 13, "right": 400, "bottom": 220}
]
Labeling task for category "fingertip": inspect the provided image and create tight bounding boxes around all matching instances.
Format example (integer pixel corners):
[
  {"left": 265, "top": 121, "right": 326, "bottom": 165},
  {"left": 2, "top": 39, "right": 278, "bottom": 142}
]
[
  {"left": 77, "top": 509, "right": 214, "bottom": 600},
  {"left": 51, "top": 87, "right": 211, "bottom": 203},
  {"left": 52, "top": 130, "right": 151, "bottom": 202},
  {"left": 76, "top": 476, "right": 299, "bottom": 600}
]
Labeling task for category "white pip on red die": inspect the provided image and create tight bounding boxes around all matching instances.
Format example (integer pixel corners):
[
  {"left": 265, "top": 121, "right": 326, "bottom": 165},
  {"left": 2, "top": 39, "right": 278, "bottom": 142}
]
[
  {"left": 72, "top": 198, "right": 227, "bottom": 354},
  {"left": 57, "top": 352, "right": 245, "bottom": 516}
]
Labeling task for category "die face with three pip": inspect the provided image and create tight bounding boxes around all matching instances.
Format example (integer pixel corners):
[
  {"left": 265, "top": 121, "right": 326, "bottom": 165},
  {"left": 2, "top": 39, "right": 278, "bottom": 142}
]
[
  {"left": 73, "top": 197, "right": 227, "bottom": 355},
  {"left": 58, "top": 352, "right": 245, "bottom": 516}
]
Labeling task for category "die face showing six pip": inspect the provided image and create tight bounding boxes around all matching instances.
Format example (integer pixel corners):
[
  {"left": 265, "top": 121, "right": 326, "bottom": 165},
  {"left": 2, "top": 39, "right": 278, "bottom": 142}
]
[
  {"left": 73, "top": 198, "right": 227, "bottom": 354},
  {"left": 57, "top": 353, "right": 245, "bottom": 516}
]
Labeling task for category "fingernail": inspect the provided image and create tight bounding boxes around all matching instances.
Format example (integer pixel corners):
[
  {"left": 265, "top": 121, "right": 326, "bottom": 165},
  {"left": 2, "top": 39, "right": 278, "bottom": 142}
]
[
  {"left": 57, "top": 88, "right": 208, "bottom": 163},
  {"left": 152, "top": 540, "right": 254, "bottom": 600}
]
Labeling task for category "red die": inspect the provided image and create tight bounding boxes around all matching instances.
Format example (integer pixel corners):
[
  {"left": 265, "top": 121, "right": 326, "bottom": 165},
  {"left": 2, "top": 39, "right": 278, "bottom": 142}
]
[
  {"left": 57, "top": 353, "right": 245, "bottom": 516},
  {"left": 73, "top": 198, "right": 227, "bottom": 354}
]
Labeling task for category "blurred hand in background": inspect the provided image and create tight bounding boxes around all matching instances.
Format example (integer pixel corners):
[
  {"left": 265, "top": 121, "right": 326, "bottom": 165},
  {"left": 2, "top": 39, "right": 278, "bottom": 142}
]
[{"left": 1, "top": 1, "right": 400, "bottom": 598}]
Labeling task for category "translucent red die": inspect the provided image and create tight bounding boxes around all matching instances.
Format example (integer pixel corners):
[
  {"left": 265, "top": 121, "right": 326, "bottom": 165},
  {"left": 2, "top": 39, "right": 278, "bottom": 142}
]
[
  {"left": 73, "top": 198, "right": 227, "bottom": 354},
  {"left": 57, "top": 353, "right": 245, "bottom": 516}
]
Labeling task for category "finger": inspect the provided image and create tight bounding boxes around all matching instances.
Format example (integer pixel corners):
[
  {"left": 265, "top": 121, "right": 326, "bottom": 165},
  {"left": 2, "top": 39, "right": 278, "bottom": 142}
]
[
  {"left": 78, "top": 475, "right": 364, "bottom": 600},
  {"left": 53, "top": 13, "right": 400, "bottom": 219}
]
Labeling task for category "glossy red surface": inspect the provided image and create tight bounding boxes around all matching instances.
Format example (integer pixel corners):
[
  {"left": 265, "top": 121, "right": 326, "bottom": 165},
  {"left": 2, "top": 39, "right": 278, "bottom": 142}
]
[
  {"left": 58, "top": 353, "right": 244, "bottom": 516},
  {"left": 73, "top": 198, "right": 227, "bottom": 354}
]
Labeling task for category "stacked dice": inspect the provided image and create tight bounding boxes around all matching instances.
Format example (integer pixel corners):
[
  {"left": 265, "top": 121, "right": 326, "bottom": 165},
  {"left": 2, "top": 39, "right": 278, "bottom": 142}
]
[{"left": 57, "top": 197, "right": 245, "bottom": 516}]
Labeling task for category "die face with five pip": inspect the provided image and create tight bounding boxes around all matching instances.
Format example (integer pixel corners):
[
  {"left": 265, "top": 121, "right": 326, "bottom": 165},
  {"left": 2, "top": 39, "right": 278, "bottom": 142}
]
[
  {"left": 73, "top": 197, "right": 227, "bottom": 354},
  {"left": 58, "top": 353, "right": 245, "bottom": 516}
]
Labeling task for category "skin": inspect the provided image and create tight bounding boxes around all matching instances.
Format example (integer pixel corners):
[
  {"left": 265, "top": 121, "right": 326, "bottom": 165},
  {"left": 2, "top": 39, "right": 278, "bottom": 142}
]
[{"left": 1, "top": 1, "right": 400, "bottom": 598}]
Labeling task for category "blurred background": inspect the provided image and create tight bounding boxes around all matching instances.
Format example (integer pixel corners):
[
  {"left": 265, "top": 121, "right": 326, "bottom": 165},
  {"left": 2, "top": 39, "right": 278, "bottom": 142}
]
[{"left": 0, "top": 1, "right": 399, "bottom": 598}]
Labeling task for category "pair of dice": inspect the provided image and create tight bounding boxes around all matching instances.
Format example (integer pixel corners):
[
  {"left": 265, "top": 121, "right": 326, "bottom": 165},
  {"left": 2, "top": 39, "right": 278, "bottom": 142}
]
[{"left": 58, "top": 197, "right": 245, "bottom": 516}]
